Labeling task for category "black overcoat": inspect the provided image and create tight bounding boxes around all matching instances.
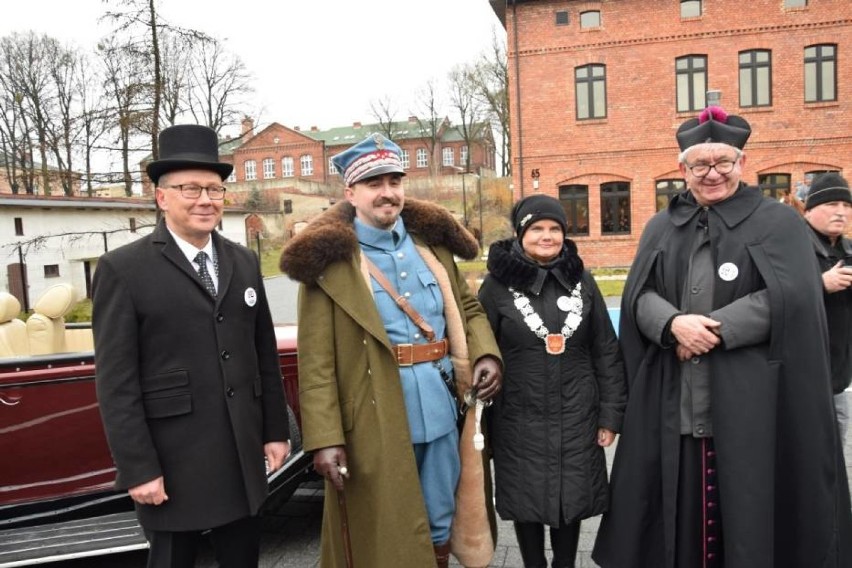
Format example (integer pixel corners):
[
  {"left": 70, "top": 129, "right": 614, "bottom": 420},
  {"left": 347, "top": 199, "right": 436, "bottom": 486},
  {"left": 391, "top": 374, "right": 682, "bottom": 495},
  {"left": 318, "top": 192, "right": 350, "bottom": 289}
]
[
  {"left": 593, "top": 186, "right": 852, "bottom": 568},
  {"left": 807, "top": 226, "right": 852, "bottom": 394},
  {"left": 93, "top": 220, "right": 289, "bottom": 532},
  {"left": 478, "top": 239, "right": 626, "bottom": 527}
]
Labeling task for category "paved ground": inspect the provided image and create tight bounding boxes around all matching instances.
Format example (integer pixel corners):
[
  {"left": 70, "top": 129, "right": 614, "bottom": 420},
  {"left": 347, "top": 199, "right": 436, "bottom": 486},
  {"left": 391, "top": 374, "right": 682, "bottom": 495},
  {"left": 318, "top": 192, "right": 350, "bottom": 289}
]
[{"left": 57, "top": 276, "right": 850, "bottom": 567}]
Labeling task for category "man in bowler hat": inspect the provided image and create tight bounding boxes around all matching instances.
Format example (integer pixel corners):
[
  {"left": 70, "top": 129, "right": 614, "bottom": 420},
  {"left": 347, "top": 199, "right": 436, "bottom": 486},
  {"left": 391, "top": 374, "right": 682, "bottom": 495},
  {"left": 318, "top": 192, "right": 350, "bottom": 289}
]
[
  {"left": 803, "top": 172, "right": 852, "bottom": 440},
  {"left": 593, "top": 107, "right": 852, "bottom": 567},
  {"left": 93, "top": 124, "right": 291, "bottom": 567}
]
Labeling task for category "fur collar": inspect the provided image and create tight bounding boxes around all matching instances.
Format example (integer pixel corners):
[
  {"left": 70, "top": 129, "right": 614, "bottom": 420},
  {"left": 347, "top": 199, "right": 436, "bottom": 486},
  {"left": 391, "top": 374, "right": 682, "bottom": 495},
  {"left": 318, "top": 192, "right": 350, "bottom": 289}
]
[
  {"left": 486, "top": 237, "right": 584, "bottom": 293},
  {"left": 280, "top": 198, "right": 479, "bottom": 284}
]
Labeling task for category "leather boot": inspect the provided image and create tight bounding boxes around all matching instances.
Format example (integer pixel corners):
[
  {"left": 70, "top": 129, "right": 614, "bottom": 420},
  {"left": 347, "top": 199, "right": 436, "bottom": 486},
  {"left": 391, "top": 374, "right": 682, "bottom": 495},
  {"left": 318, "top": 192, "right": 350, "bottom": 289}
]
[
  {"left": 513, "top": 521, "right": 547, "bottom": 568},
  {"left": 433, "top": 540, "right": 451, "bottom": 568},
  {"left": 549, "top": 520, "right": 580, "bottom": 568}
]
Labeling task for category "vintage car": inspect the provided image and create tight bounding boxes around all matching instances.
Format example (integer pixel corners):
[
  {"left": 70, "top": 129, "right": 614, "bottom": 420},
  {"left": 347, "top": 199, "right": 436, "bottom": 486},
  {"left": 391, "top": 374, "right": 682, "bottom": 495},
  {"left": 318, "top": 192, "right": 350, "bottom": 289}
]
[{"left": 0, "top": 286, "right": 311, "bottom": 566}]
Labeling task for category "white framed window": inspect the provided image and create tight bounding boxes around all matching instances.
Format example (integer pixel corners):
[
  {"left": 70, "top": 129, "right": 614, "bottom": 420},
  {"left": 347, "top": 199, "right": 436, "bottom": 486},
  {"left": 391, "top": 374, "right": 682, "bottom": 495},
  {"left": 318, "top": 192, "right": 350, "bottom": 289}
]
[
  {"left": 401, "top": 149, "right": 410, "bottom": 169},
  {"left": 460, "top": 146, "right": 469, "bottom": 167},
  {"left": 442, "top": 147, "right": 454, "bottom": 166},
  {"left": 226, "top": 169, "right": 236, "bottom": 183},
  {"left": 262, "top": 158, "right": 275, "bottom": 179},
  {"left": 328, "top": 158, "right": 338, "bottom": 175},
  {"left": 244, "top": 160, "right": 257, "bottom": 181},
  {"left": 300, "top": 154, "right": 313, "bottom": 176},
  {"left": 416, "top": 148, "right": 428, "bottom": 168},
  {"left": 680, "top": 0, "right": 702, "bottom": 18},
  {"left": 282, "top": 156, "right": 294, "bottom": 177},
  {"left": 580, "top": 10, "right": 601, "bottom": 28}
]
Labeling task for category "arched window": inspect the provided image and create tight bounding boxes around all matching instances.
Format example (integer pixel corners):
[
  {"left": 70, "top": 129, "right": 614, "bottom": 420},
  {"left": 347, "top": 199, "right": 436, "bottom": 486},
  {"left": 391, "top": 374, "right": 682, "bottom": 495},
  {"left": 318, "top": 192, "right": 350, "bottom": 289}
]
[
  {"left": 680, "top": 0, "right": 701, "bottom": 18},
  {"left": 579, "top": 10, "right": 601, "bottom": 29},
  {"left": 244, "top": 160, "right": 257, "bottom": 181},
  {"left": 601, "top": 182, "right": 631, "bottom": 235},
  {"left": 300, "top": 155, "right": 313, "bottom": 177},
  {"left": 262, "top": 158, "right": 275, "bottom": 179},
  {"left": 558, "top": 185, "right": 589, "bottom": 236},
  {"left": 282, "top": 157, "right": 294, "bottom": 177},
  {"left": 758, "top": 173, "right": 790, "bottom": 200},
  {"left": 416, "top": 148, "right": 429, "bottom": 168},
  {"left": 656, "top": 179, "right": 686, "bottom": 211}
]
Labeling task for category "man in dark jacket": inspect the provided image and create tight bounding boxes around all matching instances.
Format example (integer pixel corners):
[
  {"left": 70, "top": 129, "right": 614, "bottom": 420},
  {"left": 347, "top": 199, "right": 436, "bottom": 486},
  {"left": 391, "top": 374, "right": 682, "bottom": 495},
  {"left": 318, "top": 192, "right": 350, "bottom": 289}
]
[
  {"left": 593, "top": 107, "right": 852, "bottom": 568},
  {"left": 803, "top": 172, "right": 852, "bottom": 439},
  {"left": 93, "top": 124, "right": 291, "bottom": 568}
]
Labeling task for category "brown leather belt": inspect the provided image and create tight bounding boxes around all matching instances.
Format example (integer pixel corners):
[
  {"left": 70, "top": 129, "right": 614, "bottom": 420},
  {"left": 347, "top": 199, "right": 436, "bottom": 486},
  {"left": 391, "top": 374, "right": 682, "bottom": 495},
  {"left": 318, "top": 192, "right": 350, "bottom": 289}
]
[{"left": 394, "top": 338, "right": 449, "bottom": 367}]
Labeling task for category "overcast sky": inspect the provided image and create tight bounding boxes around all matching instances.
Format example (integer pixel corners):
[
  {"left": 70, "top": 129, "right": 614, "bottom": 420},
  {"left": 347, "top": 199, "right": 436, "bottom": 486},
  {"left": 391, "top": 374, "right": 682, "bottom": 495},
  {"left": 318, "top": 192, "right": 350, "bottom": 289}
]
[{"left": 0, "top": 0, "right": 504, "bottom": 138}]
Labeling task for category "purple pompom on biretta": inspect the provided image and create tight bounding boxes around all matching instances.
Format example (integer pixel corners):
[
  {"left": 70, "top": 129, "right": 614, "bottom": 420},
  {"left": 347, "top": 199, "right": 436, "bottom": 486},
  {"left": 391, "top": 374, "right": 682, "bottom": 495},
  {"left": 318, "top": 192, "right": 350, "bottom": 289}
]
[{"left": 676, "top": 105, "right": 751, "bottom": 151}]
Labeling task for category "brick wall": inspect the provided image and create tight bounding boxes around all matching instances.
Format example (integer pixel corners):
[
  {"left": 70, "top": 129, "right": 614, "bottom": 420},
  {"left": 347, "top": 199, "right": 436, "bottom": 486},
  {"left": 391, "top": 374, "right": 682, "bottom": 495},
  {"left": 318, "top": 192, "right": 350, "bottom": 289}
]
[{"left": 506, "top": 0, "right": 852, "bottom": 267}]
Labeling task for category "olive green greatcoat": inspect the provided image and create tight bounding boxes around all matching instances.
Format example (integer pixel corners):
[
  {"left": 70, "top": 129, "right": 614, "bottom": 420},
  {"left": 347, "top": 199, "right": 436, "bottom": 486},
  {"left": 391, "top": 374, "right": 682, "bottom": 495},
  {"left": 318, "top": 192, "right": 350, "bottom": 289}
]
[{"left": 280, "top": 199, "right": 501, "bottom": 568}]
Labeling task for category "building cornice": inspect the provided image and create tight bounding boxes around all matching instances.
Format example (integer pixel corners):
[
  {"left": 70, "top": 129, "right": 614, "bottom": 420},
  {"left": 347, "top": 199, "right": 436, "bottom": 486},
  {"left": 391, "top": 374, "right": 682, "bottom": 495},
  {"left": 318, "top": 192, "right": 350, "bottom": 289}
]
[{"left": 511, "top": 19, "right": 852, "bottom": 58}]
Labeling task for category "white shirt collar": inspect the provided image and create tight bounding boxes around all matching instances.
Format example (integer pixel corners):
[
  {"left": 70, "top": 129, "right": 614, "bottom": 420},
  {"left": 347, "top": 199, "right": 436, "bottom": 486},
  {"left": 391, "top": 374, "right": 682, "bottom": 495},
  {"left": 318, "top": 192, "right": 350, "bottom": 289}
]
[{"left": 166, "top": 227, "right": 215, "bottom": 267}]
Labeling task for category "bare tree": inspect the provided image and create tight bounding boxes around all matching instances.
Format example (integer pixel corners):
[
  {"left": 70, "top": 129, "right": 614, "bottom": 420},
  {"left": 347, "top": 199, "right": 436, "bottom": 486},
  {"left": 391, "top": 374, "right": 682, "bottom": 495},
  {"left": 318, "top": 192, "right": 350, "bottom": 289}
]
[
  {"left": 98, "top": 37, "right": 150, "bottom": 196},
  {"left": 0, "top": 39, "right": 27, "bottom": 193},
  {"left": 159, "top": 31, "right": 192, "bottom": 127},
  {"left": 187, "top": 37, "right": 253, "bottom": 133},
  {"left": 102, "top": 0, "right": 164, "bottom": 161},
  {"left": 4, "top": 32, "right": 62, "bottom": 195},
  {"left": 471, "top": 33, "right": 510, "bottom": 176},
  {"left": 410, "top": 79, "right": 446, "bottom": 178},
  {"left": 448, "top": 64, "right": 487, "bottom": 174},
  {"left": 77, "top": 51, "right": 113, "bottom": 195},
  {"left": 46, "top": 43, "right": 82, "bottom": 195},
  {"left": 369, "top": 95, "right": 397, "bottom": 140}
]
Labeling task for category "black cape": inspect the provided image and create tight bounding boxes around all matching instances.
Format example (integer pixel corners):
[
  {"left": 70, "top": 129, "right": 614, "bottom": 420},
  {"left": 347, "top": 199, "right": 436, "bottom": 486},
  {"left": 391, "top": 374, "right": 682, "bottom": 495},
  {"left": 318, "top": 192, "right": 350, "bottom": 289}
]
[{"left": 592, "top": 185, "right": 852, "bottom": 568}]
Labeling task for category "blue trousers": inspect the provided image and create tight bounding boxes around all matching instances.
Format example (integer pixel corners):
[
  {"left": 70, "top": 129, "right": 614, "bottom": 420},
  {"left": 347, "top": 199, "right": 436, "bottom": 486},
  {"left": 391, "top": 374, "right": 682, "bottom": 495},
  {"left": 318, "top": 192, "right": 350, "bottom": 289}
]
[{"left": 413, "top": 428, "right": 460, "bottom": 544}]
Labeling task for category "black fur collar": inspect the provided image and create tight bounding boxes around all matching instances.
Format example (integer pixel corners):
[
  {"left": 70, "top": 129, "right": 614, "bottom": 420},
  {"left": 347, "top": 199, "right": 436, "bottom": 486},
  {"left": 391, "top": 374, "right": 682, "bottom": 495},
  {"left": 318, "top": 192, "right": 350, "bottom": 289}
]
[
  {"left": 279, "top": 198, "right": 479, "bottom": 284},
  {"left": 486, "top": 238, "right": 584, "bottom": 294}
]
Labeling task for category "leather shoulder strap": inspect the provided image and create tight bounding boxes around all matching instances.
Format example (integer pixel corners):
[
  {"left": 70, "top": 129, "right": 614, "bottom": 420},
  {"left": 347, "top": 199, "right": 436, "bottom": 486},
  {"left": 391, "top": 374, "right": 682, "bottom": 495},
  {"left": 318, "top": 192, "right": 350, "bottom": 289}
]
[{"left": 362, "top": 256, "right": 436, "bottom": 342}]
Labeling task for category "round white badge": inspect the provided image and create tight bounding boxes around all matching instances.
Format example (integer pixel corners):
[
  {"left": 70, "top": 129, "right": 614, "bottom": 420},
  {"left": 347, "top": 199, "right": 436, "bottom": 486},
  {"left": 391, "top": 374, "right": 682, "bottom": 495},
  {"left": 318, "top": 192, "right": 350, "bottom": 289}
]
[
  {"left": 244, "top": 287, "right": 257, "bottom": 307},
  {"left": 557, "top": 296, "right": 571, "bottom": 311},
  {"left": 717, "top": 262, "right": 739, "bottom": 282}
]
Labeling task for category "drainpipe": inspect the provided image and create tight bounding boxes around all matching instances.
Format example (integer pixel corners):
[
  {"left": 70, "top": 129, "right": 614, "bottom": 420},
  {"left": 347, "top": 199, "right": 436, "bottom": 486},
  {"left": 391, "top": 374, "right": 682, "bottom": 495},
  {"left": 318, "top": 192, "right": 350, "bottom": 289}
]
[{"left": 511, "top": 0, "right": 525, "bottom": 198}]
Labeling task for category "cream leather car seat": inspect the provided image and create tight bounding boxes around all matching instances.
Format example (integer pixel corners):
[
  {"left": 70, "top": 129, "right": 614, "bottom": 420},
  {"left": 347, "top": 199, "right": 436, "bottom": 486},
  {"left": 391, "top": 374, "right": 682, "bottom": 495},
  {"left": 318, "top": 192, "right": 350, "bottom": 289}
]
[
  {"left": 0, "top": 292, "right": 29, "bottom": 357},
  {"left": 27, "top": 283, "right": 77, "bottom": 355}
]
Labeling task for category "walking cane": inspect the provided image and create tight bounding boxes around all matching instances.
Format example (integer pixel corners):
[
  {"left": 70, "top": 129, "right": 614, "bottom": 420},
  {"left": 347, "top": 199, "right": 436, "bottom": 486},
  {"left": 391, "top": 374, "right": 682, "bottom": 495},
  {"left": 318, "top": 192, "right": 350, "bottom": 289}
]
[{"left": 336, "top": 465, "right": 355, "bottom": 568}]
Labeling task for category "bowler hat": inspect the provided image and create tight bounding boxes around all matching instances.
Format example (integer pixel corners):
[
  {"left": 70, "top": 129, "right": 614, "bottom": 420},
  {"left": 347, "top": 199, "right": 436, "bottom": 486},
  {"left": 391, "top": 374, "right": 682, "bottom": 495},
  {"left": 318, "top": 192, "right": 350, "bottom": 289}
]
[
  {"left": 146, "top": 124, "right": 233, "bottom": 184},
  {"left": 332, "top": 133, "right": 405, "bottom": 187},
  {"left": 805, "top": 172, "right": 852, "bottom": 211},
  {"left": 676, "top": 106, "right": 751, "bottom": 151}
]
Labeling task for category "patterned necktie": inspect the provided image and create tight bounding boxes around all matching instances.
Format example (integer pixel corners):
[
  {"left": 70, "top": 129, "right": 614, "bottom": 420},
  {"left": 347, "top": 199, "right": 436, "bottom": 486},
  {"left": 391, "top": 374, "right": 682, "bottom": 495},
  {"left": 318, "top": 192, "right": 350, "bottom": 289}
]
[{"left": 195, "top": 251, "right": 217, "bottom": 297}]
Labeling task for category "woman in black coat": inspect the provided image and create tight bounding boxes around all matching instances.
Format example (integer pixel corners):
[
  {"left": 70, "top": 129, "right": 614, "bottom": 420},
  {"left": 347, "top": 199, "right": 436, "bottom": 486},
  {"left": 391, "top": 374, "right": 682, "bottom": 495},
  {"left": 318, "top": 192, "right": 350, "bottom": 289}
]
[{"left": 478, "top": 195, "right": 627, "bottom": 568}]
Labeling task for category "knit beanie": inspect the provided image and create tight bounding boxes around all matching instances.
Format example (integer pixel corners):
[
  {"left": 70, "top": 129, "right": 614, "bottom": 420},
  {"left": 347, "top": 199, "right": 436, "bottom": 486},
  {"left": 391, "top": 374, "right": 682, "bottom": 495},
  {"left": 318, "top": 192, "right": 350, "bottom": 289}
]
[
  {"left": 511, "top": 194, "right": 568, "bottom": 239},
  {"left": 805, "top": 172, "right": 851, "bottom": 211}
]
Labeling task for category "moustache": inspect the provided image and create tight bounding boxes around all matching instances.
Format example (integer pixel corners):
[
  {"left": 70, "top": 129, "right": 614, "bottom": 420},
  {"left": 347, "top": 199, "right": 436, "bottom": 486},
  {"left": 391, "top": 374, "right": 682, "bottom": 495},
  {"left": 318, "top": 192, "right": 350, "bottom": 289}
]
[{"left": 374, "top": 198, "right": 400, "bottom": 207}]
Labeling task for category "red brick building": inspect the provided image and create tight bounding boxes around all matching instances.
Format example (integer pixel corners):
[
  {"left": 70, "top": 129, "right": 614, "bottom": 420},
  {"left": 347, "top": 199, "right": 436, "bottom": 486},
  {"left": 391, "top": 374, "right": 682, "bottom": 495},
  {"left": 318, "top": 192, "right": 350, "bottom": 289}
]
[
  {"left": 140, "top": 116, "right": 495, "bottom": 196},
  {"left": 492, "top": 0, "right": 851, "bottom": 266}
]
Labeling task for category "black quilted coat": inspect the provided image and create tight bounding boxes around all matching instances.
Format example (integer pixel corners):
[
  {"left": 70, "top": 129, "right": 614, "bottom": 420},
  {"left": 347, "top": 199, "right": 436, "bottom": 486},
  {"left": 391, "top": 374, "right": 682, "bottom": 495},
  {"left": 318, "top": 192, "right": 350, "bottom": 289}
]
[{"left": 477, "top": 238, "right": 626, "bottom": 526}]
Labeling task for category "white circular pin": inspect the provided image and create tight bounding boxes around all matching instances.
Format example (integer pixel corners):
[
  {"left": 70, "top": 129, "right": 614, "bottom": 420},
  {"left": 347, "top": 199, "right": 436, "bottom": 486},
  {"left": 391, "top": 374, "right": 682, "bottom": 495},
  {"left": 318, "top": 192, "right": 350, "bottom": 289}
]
[
  {"left": 557, "top": 296, "right": 571, "bottom": 311},
  {"left": 717, "top": 262, "right": 739, "bottom": 282},
  {"left": 244, "top": 287, "right": 257, "bottom": 307}
]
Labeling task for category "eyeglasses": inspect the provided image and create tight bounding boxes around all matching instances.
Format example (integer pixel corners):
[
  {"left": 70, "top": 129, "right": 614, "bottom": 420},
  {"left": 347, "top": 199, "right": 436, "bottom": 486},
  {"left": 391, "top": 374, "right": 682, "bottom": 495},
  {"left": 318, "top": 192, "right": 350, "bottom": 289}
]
[
  {"left": 161, "top": 184, "right": 227, "bottom": 200},
  {"left": 685, "top": 160, "right": 738, "bottom": 178}
]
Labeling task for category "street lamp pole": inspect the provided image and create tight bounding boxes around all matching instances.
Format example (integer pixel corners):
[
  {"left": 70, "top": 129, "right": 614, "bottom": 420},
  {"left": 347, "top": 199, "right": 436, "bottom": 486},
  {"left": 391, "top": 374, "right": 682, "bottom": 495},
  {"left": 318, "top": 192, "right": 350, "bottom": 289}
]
[
  {"left": 477, "top": 175, "right": 483, "bottom": 246},
  {"left": 461, "top": 173, "right": 468, "bottom": 228}
]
